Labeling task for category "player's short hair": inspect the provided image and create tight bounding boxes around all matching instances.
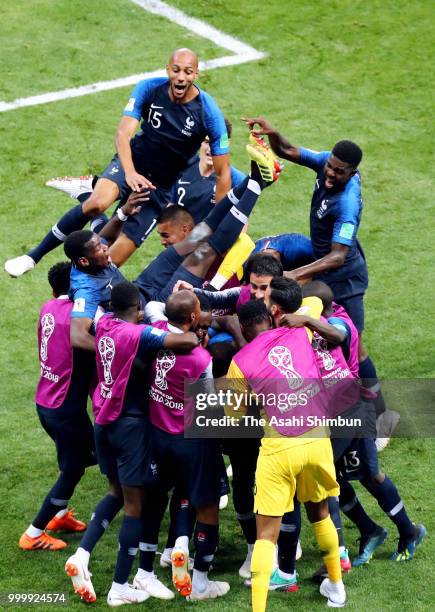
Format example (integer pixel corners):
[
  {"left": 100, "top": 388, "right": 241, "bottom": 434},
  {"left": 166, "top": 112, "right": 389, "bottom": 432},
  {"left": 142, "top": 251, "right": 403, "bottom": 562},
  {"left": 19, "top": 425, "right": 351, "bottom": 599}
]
[
  {"left": 64, "top": 230, "right": 94, "bottom": 262},
  {"left": 165, "top": 290, "right": 199, "bottom": 324},
  {"left": 301, "top": 280, "right": 334, "bottom": 310},
  {"left": 224, "top": 117, "right": 233, "bottom": 139},
  {"left": 244, "top": 253, "right": 283, "bottom": 282},
  {"left": 268, "top": 277, "right": 302, "bottom": 313},
  {"left": 238, "top": 300, "right": 270, "bottom": 328},
  {"left": 157, "top": 205, "right": 194, "bottom": 226},
  {"left": 110, "top": 281, "right": 140, "bottom": 312},
  {"left": 48, "top": 261, "right": 72, "bottom": 296},
  {"left": 332, "top": 140, "right": 363, "bottom": 168}
]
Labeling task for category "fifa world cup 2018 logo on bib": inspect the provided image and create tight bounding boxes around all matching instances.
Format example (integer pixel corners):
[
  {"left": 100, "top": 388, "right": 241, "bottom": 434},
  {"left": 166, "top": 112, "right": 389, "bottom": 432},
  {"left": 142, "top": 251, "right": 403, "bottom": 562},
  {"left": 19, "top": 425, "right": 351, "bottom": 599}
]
[
  {"left": 268, "top": 346, "right": 304, "bottom": 390},
  {"left": 40, "top": 313, "right": 55, "bottom": 362},
  {"left": 313, "top": 335, "right": 336, "bottom": 371},
  {"left": 155, "top": 350, "right": 176, "bottom": 391},
  {"left": 98, "top": 336, "right": 115, "bottom": 385}
]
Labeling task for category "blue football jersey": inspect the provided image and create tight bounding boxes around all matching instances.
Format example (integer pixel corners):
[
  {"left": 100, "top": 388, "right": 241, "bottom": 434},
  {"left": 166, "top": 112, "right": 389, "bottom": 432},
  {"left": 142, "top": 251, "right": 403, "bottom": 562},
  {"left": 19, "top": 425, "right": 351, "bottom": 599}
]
[
  {"left": 254, "top": 233, "right": 314, "bottom": 270},
  {"left": 299, "top": 148, "right": 365, "bottom": 275},
  {"left": 172, "top": 156, "right": 246, "bottom": 223},
  {"left": 69, "top": 264, "right": 127, "bottom": 320},
  {"left": 123, "top": 78, "right": 229, "bottom": 189}
]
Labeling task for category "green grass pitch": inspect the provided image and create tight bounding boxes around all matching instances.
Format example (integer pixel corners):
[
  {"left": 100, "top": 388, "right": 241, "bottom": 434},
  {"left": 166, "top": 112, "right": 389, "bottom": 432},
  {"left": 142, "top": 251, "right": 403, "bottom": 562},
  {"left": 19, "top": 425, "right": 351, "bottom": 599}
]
[{"left": 0, "top": 0, "right": 433, "bottom": 610}]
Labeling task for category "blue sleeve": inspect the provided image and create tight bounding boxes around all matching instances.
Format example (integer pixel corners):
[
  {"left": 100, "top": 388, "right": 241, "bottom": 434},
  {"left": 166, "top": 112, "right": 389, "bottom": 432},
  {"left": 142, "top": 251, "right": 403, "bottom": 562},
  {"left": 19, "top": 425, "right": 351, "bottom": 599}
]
[
  {"left": 194, "top": 287, "right": 241, "bottom": 310},
  {"left": 199, "top": 91, "right": 230, "bottom": 156},
  {"left": 268, "top": 233, "right": 313, "bottom": 259},
  {"left": 230, "top": 166, "right": 247, "bottom": 186},
  {"left": 123, "top": 77, "right": 168, "bottom": 121},
  {"left": 70, "top": 287, "right": 101, "bottom": 320},
  {"left": 331, "top": 175, "right": 362, "bottom": 246},
  {"left": 137, "top": 325, "right": 168, "bottom": 356},
  {"left": 328, "top": 316, "right": 351, "bottom": 353},
  {"left": 299, "top": 148, "right": 330, "bottom": 172}
]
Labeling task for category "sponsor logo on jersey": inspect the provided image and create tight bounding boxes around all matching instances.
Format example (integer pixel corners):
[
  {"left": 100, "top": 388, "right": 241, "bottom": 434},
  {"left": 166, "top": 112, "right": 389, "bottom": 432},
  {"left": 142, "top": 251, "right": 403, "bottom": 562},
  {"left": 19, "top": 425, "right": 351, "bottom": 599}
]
[{"left": 150, "top": 103, "right": 164, "bottom": 109}]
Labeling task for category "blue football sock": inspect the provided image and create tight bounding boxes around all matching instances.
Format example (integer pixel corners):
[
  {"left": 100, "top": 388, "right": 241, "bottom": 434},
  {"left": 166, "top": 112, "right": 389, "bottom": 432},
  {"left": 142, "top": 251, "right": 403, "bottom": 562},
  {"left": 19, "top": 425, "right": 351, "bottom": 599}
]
[
  {"left": 279, "top": 501, "right": 301, "bottom": 574},
  {"left": 80, "top": 494, "right": 123, "bottom": 553},
  {"left": 193, "top": 522, "right": 218, "bottom": 572},
  {"left": 362, "top": 476, "right": 415, "bottom": 541},
  {"left": 359, "top": 356, "right": 386, "bottom": 416},
  {"left": 32, "top": 470, "right": 83, "bottom": 530},
  {"left": 139, "top": 486, "right": 167, "bottom": 570},
  {"left": 28, "top": 204, "right": 91, "bottom": 263},
  {"left": 114, "top": 515, "right": 142, "bottom": 584},
  {"left": 328, "top": 496, "right": 345, "bottom": 547},
  {"left": 173, "top": 495, "right": 196, "bottom": 541},
  {"left": 204, "top": 177, "right": 249, "bottom": 232},
  {"left": 91, "top": 213, "right": 109, "bottom": 234},
  {"left": 237, "top": 511, "right": 257, "bottom": 546},
  {"left": 339, "top": 479, "right": 379, "bottom": 536},
  {"left": 208, "top": 179, "right": 261, "bottom": 255},
  {"left": 77, "top": 192, "right": 92, "bottom": 204}
]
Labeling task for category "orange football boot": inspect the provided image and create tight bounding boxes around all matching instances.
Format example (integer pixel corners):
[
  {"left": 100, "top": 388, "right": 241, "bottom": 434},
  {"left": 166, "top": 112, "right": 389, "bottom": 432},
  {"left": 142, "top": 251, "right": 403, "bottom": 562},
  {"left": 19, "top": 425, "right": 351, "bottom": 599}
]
[
  {"left": 46, "top": 509, "right": 87, "bottom": 533},
  {"left": 19, "top": 531, "right": 67, "bottom": 551}
]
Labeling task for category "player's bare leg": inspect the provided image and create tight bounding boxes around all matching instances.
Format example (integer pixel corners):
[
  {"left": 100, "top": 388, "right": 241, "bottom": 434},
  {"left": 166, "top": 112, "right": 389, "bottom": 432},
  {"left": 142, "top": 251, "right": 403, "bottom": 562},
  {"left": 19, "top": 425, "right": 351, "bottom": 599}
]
[{"left": 108, "top": 233, "right": 138, "bottom": 267}]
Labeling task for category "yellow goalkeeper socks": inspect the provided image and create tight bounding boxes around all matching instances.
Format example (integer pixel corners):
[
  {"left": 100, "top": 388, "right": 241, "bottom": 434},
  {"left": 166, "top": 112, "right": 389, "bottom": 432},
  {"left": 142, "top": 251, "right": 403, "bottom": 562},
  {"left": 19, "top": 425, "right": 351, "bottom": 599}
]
[
  {"left": 251, "top": 539, "right": 275, "bottom": 612},
  {"left": 209, "top": 233, "right": 255, "bottom": 290},
  {"left": 313, "top": 515, "right": 341, "bottom": 582}
]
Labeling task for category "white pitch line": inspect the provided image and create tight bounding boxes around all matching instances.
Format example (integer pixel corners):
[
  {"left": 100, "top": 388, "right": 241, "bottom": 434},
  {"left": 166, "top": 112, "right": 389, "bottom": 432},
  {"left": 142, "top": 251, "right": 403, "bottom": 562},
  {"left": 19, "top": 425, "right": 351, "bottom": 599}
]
[{"left": 0, "top": 0, "right": 265, "bottom": 113}]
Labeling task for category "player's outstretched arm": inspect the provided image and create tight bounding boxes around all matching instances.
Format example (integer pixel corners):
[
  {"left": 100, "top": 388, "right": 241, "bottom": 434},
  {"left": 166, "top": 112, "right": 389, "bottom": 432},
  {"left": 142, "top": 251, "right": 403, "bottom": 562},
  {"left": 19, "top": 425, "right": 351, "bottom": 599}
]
[
  {"left": 284, "top": 243, "right": 349, "bottom": 283},
  {"left": 99, "top": 190, "right": 150, "bottom": 245},
  {"left": 212, "top": 153, "right": 231, "bottom": 203},
  {"left": 163, "top": 331, "right": 200, "bottom": 352},
  {"left": 242, "top": 116, "right": 300, "bottom": 162},
  {"left": 279, "top": 313, "right": 346, "bottom": 345},
  {"left": 115, "top": 116, "right": 155, "bottom": 192}
]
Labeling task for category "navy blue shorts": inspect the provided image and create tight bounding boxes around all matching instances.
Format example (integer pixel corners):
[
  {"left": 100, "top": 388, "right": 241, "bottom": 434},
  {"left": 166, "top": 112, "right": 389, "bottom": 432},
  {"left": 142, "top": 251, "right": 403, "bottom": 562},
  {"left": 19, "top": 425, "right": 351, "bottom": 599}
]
[
  {"left": 334, "top": 293, "right": 365, "bottom": 334},
  {"left": 94, "top": 417, "right": 153, "bottom": 487},
  {"left": 334, "top": 437, "right": 380, "bottom": 481},
  {"left": 134, "top": 246, "right": 203, "bottom": 303},
  {"left": 318, "top": 259, "right": 368, "bottom": 333},
  {"left": 150, "top": 426, "right": 229, "bottom": 508},
  {"left": 99, "top": 154, "right": 171, "bottom": 247},
  {"left": 37, "top": 404, "right": 96, "bottom": 474}
]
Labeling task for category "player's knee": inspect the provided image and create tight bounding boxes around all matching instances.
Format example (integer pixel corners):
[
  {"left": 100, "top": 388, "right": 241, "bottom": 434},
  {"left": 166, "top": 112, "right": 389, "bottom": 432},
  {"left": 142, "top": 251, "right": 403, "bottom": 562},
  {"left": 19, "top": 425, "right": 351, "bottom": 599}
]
[
  {"left": 197, "top": 501, "right": 219, "bottom": 524},
  {"left": 371, "top": 472, "right": 385, "bottom": 486},
  {"left": 190, "top": 242, "right": 214, "bottom": 265},
  {"left": 82, "top": 193, "right": 112, "bottom": 216},
  {"left": 108, "top": 478, "right": 123, "bottom": 499}
]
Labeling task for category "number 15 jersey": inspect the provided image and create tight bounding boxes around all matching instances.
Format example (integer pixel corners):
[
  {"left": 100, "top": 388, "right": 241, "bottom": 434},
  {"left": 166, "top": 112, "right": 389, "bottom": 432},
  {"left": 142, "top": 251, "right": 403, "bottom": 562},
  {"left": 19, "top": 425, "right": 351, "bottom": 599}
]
[{"left": 123, "top": 77, "right": 229, "bottom": 189}]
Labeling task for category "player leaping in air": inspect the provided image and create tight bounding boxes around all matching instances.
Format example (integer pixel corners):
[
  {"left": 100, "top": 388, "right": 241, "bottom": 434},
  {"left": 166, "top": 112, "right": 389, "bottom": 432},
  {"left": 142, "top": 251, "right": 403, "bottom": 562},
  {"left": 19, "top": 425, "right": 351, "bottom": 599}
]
[{"left": 5, "top": 48, "right": 231, "bottom": 276}]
